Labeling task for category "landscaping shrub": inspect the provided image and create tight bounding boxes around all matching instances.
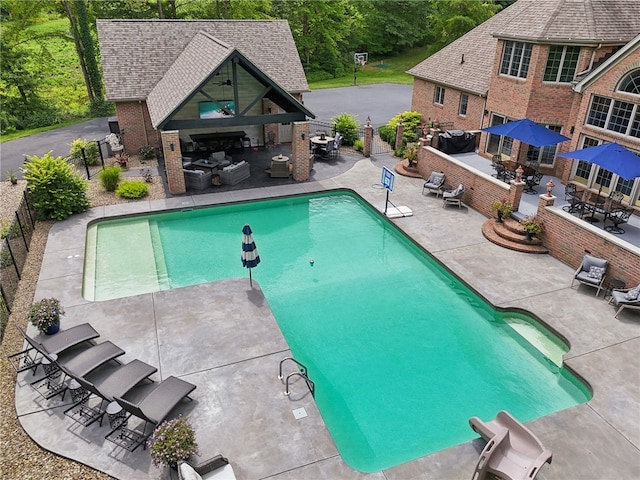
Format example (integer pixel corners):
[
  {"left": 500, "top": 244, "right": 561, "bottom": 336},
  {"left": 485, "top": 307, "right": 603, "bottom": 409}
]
[
  {"left": 99, "top": 166, "right": 121, "bottom": 192},
  {"left": 378, "top": 124, "right": 395, "bottom": 147},
  {"left": 69, "top": 138, "right": 100, "bottom": 166},
  {"left": 331, "top": 112, "right": 360, "bottom": 146},
  {"left": 353, "top": 139, "right": 364, "bottom": 153},
  {"left": 23, "top": 152, "right": 89, "bottom": 221},
  {"left": 387, "top": 111, "right": 423, "bottom": 145},
  {"left": 138, "top": 145, "right": 155, "bottom": 160},
  {"left": 116, "top": 180, "right": 148, "bottom": 199}
]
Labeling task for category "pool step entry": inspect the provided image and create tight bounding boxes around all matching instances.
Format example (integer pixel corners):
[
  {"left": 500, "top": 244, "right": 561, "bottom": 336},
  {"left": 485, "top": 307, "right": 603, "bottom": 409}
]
[{"left": 278, "top": 357, "right": 315, "bottom": 398}]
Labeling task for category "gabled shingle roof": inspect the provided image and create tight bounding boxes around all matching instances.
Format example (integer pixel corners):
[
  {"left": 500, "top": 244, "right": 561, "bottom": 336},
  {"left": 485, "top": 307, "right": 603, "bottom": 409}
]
[
  {"left": 97, "top": 19, "right": 309, "bottom": 101},
  {"left": 146, "top": 32, "right": 232, "bottom": 128},
  {"left": 407, "top": 0, "right": 640, "bottom": 96}
]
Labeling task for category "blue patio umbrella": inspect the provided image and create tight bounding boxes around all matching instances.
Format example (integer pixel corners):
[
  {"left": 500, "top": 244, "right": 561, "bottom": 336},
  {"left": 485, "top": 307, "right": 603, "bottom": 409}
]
[
  {"left": 481, "top": 118, "right": 570, "bottom": 148},
  {"left": 241, "top": 224, "right": 260, "bottom": 286},
  {"left": 558, "top": 142, "right": 640, "bottom": 180}
]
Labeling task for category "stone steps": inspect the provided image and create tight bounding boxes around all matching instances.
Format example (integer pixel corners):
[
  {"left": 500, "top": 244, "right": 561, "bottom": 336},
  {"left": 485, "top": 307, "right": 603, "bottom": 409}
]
[{"left": 482, "top": 217, "right": 549, "bottom": 254}]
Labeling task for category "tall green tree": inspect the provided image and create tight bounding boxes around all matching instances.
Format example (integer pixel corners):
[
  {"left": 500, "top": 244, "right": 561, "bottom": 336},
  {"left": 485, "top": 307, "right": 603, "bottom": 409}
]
[
  {"left": 354, "top": 0, "right": 431, "bottom": 57},
  {"left": 62, "top": 0, "right": 103, "bottom": 104},
  {"left": 427, "top": 0, "right": 500, "bottom": 49},
  {"left": 273, "top": 0, "right": 356, "bottom": 78},
  {"left": 0, "top": 0, "right": 61, "bottom": 130}
]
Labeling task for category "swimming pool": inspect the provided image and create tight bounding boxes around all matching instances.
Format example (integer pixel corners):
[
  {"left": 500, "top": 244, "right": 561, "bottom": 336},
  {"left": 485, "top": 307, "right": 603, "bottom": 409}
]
[{"left": 84, "top": 191, "right": 591, "bottom": 472}]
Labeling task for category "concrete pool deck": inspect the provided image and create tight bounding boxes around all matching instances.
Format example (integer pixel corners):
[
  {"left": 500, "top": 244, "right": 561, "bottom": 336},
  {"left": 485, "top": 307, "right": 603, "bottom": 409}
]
[{"left": 16, "top": 156, "right": 639, "bottom": 479}]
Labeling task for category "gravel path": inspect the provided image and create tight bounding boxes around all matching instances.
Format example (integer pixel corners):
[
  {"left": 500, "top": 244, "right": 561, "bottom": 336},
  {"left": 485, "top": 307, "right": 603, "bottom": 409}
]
[{"left": 0, "top": 158, "right": 166, "bottom": 480}]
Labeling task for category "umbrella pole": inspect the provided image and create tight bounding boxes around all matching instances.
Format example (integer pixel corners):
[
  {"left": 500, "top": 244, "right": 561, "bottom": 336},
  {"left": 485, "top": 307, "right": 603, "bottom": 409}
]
[{"left": 249, "top": 268, "right": 252, "bottom": 287}]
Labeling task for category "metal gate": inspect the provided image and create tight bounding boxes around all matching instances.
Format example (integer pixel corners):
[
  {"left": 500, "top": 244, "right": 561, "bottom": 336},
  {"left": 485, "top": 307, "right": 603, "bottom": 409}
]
[{"left": 370, "top": 127, "right": 393, "bottom": 156}]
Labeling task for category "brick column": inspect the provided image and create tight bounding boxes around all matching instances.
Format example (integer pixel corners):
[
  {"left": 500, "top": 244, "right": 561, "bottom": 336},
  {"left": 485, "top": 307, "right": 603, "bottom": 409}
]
[
  {"left": 161, "top": 130, "right": 185, "bottom": 195},
  {"left": 395, "top": 121, "right": 404, "bottom": 149},
  {"left": 538, "top": 193, "right": 556, "bottom": 210},
  {"left": 292, "top": 122, "right": 311, "bottom": 182},
  {"left": 363, "top": 122, "right": 373, "bottom": 158},
  {"left": 508, "top": 179, "right": 525, "bottom": 212}
]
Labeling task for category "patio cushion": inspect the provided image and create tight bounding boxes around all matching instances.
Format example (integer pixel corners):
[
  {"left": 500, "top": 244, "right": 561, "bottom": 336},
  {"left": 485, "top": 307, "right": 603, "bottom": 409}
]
[
  {"left": 625, "top": 287, "right": 640, "bottom": 301},
  {"left": 587, "top": 266, "right": 605, "bottom": 281}
]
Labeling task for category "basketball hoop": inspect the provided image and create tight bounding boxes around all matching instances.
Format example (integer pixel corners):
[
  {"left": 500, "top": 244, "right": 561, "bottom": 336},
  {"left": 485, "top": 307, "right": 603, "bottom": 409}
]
[{"left": 354, "top": 52, "right": 368, "bottom": 66}]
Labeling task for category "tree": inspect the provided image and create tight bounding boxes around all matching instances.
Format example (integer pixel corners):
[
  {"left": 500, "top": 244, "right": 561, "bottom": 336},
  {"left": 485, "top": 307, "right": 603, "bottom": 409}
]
[
  {"left": 427, "top": 0, "right": 500, "bottom": 49},
  {"left": 62, "top": 0, "right": 103, "bottom": 104},
  {"left": 354, "top": 0, "right": 431, "bottom": 57}
]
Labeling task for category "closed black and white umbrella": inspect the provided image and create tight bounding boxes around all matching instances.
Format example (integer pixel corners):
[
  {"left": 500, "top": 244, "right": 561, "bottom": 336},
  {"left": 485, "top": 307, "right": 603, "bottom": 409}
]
[{"left": 241, "top": 224, "right": 260, "bottom": 286}]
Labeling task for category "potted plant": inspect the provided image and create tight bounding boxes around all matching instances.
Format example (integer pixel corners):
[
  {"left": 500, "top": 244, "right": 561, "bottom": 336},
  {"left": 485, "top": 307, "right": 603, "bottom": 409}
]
[
  {"left": 520, "top": 215, "right": 544, "bottom": 240},
  {"left": 115, "top": 153, "right": 129, "bottom": 168},
  {"left": 491, "top": 200, "right": 513, "bottom": 223},
  {"left": 28, "top": 297, "right": 64, "bottom": 335},
  {"left": 147, "top": 416, "right": 199, "bottom": 470},
  {"left": 405, "top": 143, "right": 419, "bottom": 168},
  {"left": 6, "top": 169, "right": 18, "bottom": 185}
]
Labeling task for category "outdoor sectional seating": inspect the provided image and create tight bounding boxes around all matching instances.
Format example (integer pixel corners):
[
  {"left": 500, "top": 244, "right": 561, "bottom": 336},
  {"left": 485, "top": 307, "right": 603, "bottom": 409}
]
[
  {"left": 220, "top": 161, "right": 250, "bottom": 185},
  {"left": 184, "top": 169, "right": 213, "bottom": 190}
]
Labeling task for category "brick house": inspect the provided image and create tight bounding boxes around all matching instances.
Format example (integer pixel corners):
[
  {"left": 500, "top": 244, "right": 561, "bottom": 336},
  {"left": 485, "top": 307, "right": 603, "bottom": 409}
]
[
  {"left": 407, "top": 0, "right": 640, "bottom": 209},
  {"left": 96, "top": 20, "right": 315, "bottom": 193}
]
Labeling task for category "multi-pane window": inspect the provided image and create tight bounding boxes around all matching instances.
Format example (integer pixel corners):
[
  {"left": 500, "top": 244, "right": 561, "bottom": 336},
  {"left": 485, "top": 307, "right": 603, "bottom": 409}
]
[
  {"left": 500, "top": 41, "right": 532, "bottom": 79},
  {"left": 459, "top": 94, "right": 468, "bottom": 116},
  {"left": 486, "top": 115, "right": 513, "bottom": 157},
  {"left": 586, "top": 95, "right": 640, "bottom": 138},
  {"left": 571, "top": 136, "right": 640, "bottom": 205},
  {"left": 618, "top": 69, "right": 640, "bottom": 94},
  {"left": 433, "top": 85, "right": 445, "bottom": 105},
  {"left": 544, "top": 45, "right": 580, "bottom": 82},
  {"left": 526, "top": 125, "right": 563, "bottom": 165}
]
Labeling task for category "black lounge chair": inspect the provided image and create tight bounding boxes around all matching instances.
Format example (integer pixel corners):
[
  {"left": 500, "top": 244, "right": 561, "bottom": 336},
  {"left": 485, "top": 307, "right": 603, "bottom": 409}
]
[
  {"left": 8, "top": 324, "right": 99, "bottom": 374},
  {"left": 107, "top": 376, "right": 196, "bottom": 451},
  {"left": 64, "top": 359, "right": 158, "bottom": 427},
  {"left": 31, "top": 341, "right": 125, "bottom": 400}
]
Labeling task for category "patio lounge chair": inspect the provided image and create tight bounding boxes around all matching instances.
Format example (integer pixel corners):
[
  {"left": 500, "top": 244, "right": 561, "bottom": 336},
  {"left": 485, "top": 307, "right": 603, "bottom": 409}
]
[
  {"left": 178, "top": 455, "right": 237, "bottom": 480},
  {"left": 108, "top": 376, "right": 196, "bottom": 451},
  {"left": 442, "top": 183, "right": 465, "bottom": 208},
  {"left": 31, "top": 341, "right": 125, "bottom": 400},
  {"left": 8, "top": 323, "right": 99, "bottom": 374},
  {"left": 608, "top": 283, "right": 640, "bottom": 318},
  {"left": 469, "top": 410, "right": 552, "bottom": 480},
  {"left": 571, "top": 254, "right": 608, "bottom": 297},
  {"left": 422, "top": 171, "right": 446, "bottom": 195},
  {"left": 64, "top": 359, "right": 157, "bottom": 427}
]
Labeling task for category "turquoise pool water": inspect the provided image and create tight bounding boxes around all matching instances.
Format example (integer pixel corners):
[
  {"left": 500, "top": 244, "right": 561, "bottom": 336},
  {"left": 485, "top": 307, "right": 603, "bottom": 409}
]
[{"left": 84, "top": 191, "right": 591, "bottom": 472}]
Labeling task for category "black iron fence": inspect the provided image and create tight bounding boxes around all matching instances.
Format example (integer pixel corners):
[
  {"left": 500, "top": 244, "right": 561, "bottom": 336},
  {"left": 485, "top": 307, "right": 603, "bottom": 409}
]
[{"left": 0, "top": 190, "right": 36, "bottom": 341}]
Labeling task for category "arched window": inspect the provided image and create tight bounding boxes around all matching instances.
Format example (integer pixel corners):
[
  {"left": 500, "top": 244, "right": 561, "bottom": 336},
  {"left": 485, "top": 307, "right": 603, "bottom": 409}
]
[{"left": 617, "top": 69, "right": 640, "bottom": 95}]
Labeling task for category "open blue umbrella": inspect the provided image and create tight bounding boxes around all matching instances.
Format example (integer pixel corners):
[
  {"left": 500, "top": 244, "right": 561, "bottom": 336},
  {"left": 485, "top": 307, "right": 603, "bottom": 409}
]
[
  {"left": 558, "top": 142, "right": 640, "bottom": 180},
  {"left": 481, "top": 118, "right": 570, "bottom": 148},
  {"left": 241, "top": 224, "right": 260, "bottom": 286}
]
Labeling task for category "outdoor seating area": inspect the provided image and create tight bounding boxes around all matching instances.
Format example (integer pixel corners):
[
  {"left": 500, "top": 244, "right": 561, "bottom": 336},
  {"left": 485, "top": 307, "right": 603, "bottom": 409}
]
[
  {"left": 310, "top": 131, "right": 341, "bottom": 159},
  {"left": 10, "top": 322, "right": 197, "bottom": 456},
  {"left": 608, "top": 283, "right": 640, "bottom": 318}
]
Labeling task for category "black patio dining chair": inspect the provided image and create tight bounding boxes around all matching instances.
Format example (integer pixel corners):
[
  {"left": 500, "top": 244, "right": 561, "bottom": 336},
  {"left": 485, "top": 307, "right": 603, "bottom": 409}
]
[
  {"left": 562, "top": 184, "right": 584, "bottom": 215},
  {"left": 604, "top": 207, "right": 634, "bottom": 234},
  {"left": 523, "top": 171, "right": 544, "bottom": 194}
]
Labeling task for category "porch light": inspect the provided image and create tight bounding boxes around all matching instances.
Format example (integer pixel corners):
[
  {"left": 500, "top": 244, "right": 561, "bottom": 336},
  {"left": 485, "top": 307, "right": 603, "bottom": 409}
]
[{"left": 546, "top": 179, "right": 555, "bottom": 197}]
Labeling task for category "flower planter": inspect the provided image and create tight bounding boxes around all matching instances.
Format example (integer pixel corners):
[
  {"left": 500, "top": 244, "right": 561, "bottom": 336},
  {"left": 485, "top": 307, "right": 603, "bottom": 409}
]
[{"left": 45, "top": 324, "right": 60, "bottom": 335}]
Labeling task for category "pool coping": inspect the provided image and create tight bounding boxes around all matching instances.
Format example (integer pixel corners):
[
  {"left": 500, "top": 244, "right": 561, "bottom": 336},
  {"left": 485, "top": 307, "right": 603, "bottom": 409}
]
[{"left": 16, "top": 158, "right": 640, "bottom": 479}]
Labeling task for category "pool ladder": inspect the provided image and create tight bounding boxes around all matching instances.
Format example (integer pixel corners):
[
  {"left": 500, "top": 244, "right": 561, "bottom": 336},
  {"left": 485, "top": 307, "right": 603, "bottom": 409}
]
[{"left": 278, "top": 357, "right": 315, "bottom": 398}]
